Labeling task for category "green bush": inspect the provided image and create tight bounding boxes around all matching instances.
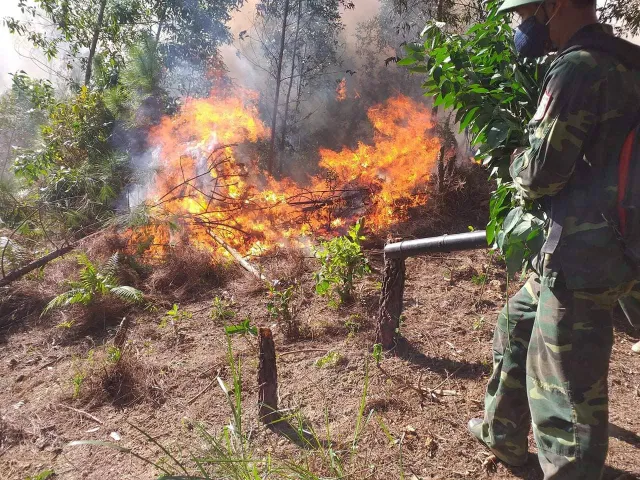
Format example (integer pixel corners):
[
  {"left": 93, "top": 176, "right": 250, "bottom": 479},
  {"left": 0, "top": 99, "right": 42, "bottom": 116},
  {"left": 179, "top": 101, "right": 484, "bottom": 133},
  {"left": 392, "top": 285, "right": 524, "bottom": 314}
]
[
  {"left": 314, "top": 220, "right": 371, "bottom": 305},
  {"left": 14, "top": 87, "right": 131, "bottom": 234},
  {"left": 400, "top": 0, "right": 548, "bottom": 275},
  {"left": 43, "top": 253, "right": 143, "bottom": 315},
  {"left": 267, "top": 283, "right": 298, "bottom": 338}
]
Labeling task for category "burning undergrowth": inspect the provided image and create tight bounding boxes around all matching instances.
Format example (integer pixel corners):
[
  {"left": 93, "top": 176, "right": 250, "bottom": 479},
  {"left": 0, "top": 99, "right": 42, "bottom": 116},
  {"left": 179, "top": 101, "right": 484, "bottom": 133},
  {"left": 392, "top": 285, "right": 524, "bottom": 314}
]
[{"left": 127, "top": 88, "right": 442, "bottom": 260}]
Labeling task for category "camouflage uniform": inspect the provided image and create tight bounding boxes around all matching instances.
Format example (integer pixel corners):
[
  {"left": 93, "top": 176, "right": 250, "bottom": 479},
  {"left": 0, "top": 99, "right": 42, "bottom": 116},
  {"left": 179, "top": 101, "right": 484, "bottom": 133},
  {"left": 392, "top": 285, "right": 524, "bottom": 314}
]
[{"left": 477, "top": 24, "right": 640, "bottom": 479}]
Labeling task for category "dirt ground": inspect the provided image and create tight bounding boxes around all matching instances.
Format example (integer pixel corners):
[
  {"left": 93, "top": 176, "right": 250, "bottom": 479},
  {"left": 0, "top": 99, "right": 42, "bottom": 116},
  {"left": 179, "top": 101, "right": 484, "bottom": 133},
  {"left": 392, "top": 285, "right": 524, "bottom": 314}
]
[{"left": 1, "top": 244, "right": 639, "bottom": 480}]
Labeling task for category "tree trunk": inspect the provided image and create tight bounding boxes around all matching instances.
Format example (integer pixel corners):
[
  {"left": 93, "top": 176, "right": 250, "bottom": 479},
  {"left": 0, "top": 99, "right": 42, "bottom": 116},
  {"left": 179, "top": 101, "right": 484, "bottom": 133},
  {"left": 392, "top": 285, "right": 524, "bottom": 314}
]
[
  {"left": 375, "top": 254, "right": 406, "bottom": 350},
  {"left": 267, "top": 0, "right": 291, "bottom": 174},
  {"left": 258, "top": 327, "right": 278, "bottom": 423},
  {"left": 0, "top": 244, "right": 76, "bottom": 288},
  {"left": 437, "top": 0, "right": 445, "bottom": 21},
  {"left": 278, "top": 0, "right": 302, "bottom": 165},
  {"left": 1, "top": 124, "right": 17, "bottom": 177},
  {"left": 436, "top": 145, "right": 446, "bottom": 194},
  {"left": 85, "top": 0, "right": 108, "bottom": 86},
  {"left": 154, "top": 5, "right": 168, "bottom": 47}
]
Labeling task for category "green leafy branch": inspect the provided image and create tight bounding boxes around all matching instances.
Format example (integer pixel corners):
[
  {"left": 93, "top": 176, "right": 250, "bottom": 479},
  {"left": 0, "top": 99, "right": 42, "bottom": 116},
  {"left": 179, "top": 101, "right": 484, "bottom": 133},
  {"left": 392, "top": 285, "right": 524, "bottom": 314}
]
[{"left": 401, "top": 0, "right": 550, "bottom": 275}]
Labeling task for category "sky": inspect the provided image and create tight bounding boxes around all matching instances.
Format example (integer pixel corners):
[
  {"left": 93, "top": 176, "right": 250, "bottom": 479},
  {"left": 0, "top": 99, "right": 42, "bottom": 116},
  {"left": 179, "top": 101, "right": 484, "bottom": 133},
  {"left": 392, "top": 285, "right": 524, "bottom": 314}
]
[{"left": 0, "top": 0, "right": 638, "bottom": 92}]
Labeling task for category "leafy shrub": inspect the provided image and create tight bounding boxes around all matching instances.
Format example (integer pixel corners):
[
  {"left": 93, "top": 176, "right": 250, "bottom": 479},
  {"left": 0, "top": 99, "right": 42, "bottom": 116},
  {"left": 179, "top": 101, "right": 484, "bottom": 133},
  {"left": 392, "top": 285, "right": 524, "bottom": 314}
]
[
  {"left": 107, "top": 346, "right": 122, "bottom": 364},
  {"left": 224, "top": 318, "right": 258, "bottom": 336},
  {"left": 210, "top": 296, "right": 236, "bottom": 322},
  {"left": 266, "top": 283, "right": 298, "bottom": 338},
  {"left": 400, "top": 0, "right": 548, "bottom": 274},
  {"left": 25, "top": 469, "right": 55, "bottom": 480},
  {"left": 14, "top": 87, "right": 131, "bottom": 233},
  {"left": 314, "top": 220, "right": 371, "bottom": 305},
  {"left": 344, "top": 314, "right": 363, "bottom": 337},
  {"left": 159, "top": 303, "right": 191, "bottom": 328},
  {"left": 315, "top": 350, "right": 342, "bottom": 368},
  {"left": 43, "top": 253, "right": 143, "bottom": 315}
]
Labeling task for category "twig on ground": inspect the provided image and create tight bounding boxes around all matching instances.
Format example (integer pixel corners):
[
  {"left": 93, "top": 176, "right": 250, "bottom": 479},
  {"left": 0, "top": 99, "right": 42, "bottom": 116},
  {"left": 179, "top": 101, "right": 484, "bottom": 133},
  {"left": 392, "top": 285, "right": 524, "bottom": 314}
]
[
  {"left": 57, "top": 404, "right": 104, "bottom": 425},
  {"left": 376, "top": 364, "right": 458, "bottom": 401},
  {"left": 187, "top": 372, "right": 220, "bottom": 405}
]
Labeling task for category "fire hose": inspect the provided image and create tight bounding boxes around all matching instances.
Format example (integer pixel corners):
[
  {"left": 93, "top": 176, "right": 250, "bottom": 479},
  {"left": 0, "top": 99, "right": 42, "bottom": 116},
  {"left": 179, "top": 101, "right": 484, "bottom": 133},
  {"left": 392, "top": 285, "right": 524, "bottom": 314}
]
[{"left": 383, "top": 230, "right": 488, "bottom": 259}]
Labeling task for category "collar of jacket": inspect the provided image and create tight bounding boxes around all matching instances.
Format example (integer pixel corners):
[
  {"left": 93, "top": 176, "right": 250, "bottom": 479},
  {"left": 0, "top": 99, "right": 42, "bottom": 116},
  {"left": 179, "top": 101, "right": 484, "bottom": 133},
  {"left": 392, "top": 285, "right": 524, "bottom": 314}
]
[{"left": 557, "top": 23, "right": 640, "bottom": 71}]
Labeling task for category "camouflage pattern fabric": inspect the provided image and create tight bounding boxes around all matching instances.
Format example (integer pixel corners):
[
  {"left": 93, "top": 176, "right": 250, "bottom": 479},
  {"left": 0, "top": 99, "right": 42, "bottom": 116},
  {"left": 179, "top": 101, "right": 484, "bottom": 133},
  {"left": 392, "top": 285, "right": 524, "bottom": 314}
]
[
  {"left": 479, "top": 272, "right": 635, "bottom": 479},
  {"left": 478, "top": 22, "right": 640, "bottom": 480},
  {"left": 510, "top": 24, "right": 640, "bottom": 290}
]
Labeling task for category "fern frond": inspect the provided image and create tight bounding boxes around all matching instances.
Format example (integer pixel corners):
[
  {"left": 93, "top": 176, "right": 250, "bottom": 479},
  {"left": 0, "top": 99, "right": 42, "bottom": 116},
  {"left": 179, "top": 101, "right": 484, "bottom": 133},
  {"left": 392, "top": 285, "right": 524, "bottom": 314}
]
[
  {"left": 109, "top": 286, "right": 144, "bottom": 303},
  {"left": 42, "top": 288, "right": 87, "bottom": 316},
  {"left": 76, "top": 253, "right": 93, "bottom": 270},
  {"left": 80, "top": 266, "right": 102, "bottom": 294},
  {"left": 103, "top": 252, "right": 121, "bottom": 278}
]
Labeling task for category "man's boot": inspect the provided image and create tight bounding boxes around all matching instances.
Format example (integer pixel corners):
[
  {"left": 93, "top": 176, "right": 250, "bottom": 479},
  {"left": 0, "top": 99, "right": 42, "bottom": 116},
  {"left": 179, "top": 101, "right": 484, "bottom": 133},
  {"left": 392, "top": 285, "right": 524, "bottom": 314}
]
[{"left": 467, "top": 418, "right": 528, "bottom": 467}]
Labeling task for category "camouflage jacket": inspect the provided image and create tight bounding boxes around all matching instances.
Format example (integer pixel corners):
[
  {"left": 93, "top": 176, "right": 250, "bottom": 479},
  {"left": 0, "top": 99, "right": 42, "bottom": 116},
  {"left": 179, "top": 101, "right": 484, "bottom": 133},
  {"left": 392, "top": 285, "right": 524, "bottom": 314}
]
[{"left": 510, "top": 24, "right": 640, "bottom": 290}]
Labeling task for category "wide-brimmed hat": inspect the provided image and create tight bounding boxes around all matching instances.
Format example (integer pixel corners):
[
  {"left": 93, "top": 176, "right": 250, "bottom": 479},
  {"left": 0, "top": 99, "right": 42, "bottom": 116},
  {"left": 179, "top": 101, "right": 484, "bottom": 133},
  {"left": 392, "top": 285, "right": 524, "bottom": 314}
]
[{"left": 498, "top": 0, "right": 544, "bottom": 13}]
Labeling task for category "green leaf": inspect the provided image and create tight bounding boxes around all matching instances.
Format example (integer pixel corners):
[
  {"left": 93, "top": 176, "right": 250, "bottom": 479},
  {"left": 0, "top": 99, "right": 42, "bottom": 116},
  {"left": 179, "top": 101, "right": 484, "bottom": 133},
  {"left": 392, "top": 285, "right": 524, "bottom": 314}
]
[
  {"left": 372, "top": 343, "right": 383, "bottom": 365},
  {"left": 460, "top": 107, "right": 480, "bottom": 131},
  {"left": 502, "top": 207, "right": 524, "bottom": 234},
  {"left": 397, "top": 57, "right": 417, "bottom": 66},
  {"left": 224, "top": 318, "right": 257, "bottom": 336}
]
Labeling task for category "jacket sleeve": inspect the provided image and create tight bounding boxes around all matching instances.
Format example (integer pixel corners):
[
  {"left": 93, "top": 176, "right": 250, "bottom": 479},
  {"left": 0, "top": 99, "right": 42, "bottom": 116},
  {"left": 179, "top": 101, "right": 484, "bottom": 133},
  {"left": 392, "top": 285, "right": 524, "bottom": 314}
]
[{"left": 509, "top": 56, "right": 600, "bottom": 200}]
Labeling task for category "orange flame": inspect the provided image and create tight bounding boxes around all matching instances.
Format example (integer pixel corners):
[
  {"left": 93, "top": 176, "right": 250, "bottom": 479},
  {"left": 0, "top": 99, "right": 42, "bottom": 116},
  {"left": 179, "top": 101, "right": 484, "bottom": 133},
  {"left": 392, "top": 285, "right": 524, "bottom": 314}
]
[
  {"left": 336, "top": 78, "right": 347, "bottom": 102},
  {"left": 129, "top": 89, "right": 440, "bottom": 258}
]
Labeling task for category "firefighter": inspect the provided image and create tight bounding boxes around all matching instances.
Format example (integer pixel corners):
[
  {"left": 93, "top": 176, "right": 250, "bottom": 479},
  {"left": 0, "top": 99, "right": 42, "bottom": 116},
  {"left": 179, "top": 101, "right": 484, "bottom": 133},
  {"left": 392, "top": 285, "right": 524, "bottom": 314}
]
[{"left": 467, "top": 1, "right": 640, "bottom": 478}]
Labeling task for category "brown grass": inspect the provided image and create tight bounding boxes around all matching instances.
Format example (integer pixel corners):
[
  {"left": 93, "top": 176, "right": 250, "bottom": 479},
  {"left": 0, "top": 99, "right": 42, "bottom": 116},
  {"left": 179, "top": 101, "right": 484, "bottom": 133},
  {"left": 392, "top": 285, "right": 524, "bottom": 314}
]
[
  {"left": 72, "top": 349, "right": 166, "bottom": 409},
  {"left": 388, "top": 161, "right": 493, "bottom": 240},
  {"left": 82, "top": 228, "right": 129, "bottom": 261},
  {"left": 0, "top": 417, "right": 26, "bottom": 455},
  {"left": 147, "top": 245, "right": 237, "bottom": 300}
]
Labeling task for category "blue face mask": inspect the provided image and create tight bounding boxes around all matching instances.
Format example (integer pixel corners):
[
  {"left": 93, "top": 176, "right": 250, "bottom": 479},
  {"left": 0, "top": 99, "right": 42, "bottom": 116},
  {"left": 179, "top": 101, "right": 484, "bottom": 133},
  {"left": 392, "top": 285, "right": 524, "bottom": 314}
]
[{"left": 514, "top": 15, "right": 550, "bottom": 58}]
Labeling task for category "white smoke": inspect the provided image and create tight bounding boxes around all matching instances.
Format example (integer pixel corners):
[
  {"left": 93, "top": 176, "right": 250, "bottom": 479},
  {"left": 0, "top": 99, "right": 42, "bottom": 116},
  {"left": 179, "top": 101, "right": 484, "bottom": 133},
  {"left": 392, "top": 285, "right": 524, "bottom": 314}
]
[{"left": 0, "top": 3, "right": 58, "bottom": 91}]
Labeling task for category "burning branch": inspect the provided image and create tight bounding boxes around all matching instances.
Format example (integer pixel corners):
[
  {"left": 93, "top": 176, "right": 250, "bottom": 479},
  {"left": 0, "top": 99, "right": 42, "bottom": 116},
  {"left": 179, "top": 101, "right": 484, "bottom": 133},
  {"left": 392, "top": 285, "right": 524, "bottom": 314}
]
[
  {"left": 126, "top": 92, "right": 442, "bottom": 260},
  {"left": 207, "top": 230, "right": 270, "bottom": 284}
]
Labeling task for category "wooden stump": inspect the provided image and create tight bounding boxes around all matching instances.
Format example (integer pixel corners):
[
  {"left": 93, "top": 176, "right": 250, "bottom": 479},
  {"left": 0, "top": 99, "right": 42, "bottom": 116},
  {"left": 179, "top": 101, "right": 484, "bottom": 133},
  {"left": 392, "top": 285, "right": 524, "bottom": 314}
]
[
  {"left": 258, "top": 327, "right": 278, "bottom": 423},
  {"left": 375, "top": 255, "right": 406, "bottom": 350}
]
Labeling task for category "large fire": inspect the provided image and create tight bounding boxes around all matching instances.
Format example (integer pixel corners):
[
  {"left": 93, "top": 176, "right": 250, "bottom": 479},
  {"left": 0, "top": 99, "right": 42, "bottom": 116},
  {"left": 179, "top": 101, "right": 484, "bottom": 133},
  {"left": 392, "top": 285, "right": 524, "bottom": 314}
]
[{"left": 131, "top": 89, "right": 441, "bottom": 258}]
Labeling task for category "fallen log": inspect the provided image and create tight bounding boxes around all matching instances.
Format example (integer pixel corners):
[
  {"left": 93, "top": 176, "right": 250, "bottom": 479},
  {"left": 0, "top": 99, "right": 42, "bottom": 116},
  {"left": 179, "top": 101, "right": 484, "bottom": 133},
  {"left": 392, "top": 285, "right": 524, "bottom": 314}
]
[
  {"left": 0, "top": 244, "right": 75, "bottom": 288},
  {"left": 258, "top": 327, "right": 278, "bottom": 423},
  {"left": 0, "top": 226, "right": 119, "bottom": 289},
  {"left": 207, "top": 230, "right": 271, "bottom": 284}
]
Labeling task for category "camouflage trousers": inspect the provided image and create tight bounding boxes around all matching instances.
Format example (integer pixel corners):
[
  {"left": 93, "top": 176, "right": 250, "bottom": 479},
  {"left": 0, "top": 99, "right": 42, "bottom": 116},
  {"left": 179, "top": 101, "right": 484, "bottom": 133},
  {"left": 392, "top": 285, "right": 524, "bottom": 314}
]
[{"left": 478, "top": 273, "right": 635, "bottom": 479}]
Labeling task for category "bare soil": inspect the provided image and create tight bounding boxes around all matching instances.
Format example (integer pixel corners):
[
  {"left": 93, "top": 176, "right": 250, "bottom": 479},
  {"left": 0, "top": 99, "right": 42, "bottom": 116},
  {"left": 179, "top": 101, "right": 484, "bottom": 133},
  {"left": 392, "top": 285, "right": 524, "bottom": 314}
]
[{"left": 1, "top": 242, "right": 639, "bottom": 480}]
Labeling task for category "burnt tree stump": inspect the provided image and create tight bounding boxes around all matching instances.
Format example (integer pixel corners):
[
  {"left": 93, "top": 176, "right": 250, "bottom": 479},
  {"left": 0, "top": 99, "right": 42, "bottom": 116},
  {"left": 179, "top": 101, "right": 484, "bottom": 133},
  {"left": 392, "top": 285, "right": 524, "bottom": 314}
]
[
  {"left": 375, "top": 255, "right": 406, "bottom": 350},
  {"left": 258, "top": 327, "right": 278, "bottom": 423}
]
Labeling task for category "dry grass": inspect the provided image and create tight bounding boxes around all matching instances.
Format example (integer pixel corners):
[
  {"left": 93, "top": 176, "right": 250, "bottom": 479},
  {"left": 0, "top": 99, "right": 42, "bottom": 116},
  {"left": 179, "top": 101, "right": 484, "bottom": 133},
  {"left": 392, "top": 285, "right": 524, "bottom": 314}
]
[
  {"left": 82, "top": 228, "right": 129, "bottom": 261},
  {"left": 0, "top": 417, "right": 26, "bottom": 455},
  {"left": 148, "top": 245, "right": 236, "bottom": 300},
  {"left": 389, "top": 162, "right": 493, "bottom": 240},
  {"left": 261, "top": 247, "right": 308, "bottom": 282},
  {"left": 71, "top": 349, "right": 166, "bottom": 409}
]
